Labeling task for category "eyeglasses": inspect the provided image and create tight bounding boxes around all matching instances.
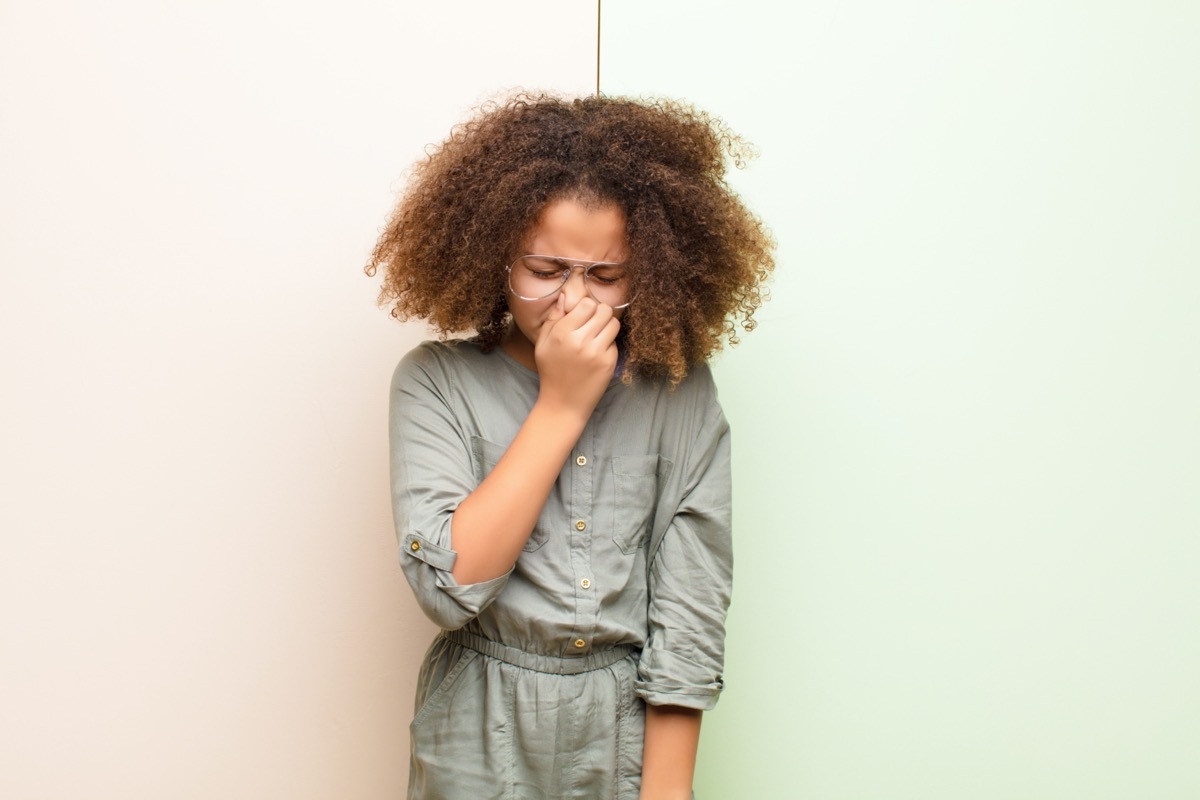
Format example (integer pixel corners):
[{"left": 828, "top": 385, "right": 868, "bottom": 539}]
[{"left": 506, "top": 255, "right": 632, "bottom": 309}]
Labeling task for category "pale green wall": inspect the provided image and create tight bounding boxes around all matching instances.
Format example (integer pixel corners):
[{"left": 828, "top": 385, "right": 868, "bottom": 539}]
[{"left": 603, "top": 3, "right": 1200, "bottom": 798}]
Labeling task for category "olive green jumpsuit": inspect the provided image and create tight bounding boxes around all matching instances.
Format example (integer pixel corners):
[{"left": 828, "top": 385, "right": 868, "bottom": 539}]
[{"left": 391, "top": 340, "right": 732, "bottom": 799}]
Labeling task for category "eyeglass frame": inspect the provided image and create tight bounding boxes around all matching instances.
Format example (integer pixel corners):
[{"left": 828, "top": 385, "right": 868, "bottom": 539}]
[{"left": 505, "top": 254, "right": 633, "bottom": 309}]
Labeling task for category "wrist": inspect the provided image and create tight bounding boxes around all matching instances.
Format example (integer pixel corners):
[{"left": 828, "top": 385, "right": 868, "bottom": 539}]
[
  {"left": 638, "top": 789, "right": 692, "bottom": 800},
  {"left": 531, "top": 393, "right": 594, "bottom": 431}
]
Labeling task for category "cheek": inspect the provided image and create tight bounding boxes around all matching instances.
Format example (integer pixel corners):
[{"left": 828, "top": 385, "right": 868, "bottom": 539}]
[{"left": 509, "top": 299, "right": 554, "bottom": 332}]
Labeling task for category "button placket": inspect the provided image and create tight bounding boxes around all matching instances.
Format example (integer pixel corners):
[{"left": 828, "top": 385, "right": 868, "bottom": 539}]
[{"left": 568, "top": 429, "right": 598, "bottom": 656}]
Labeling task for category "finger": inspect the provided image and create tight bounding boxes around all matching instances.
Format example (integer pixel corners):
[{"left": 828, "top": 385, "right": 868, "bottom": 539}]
[
  {"left": 596, "top": 315, "right": 621, "bottom": 347},
  {"left": 537, "top": 294, "right": 567, "bottom": 344},
  {"left": 557, "top": 296, "right": 600, "bottom": 331},
  {"left": 575, "top": 302, "right": 614, "bottom": 340},
  {"left": 546, "top": 292, "right": 566, "bottom": 322}
]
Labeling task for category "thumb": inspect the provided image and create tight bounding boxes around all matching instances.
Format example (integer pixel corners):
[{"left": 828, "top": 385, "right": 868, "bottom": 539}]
[
  {"left": 545, "top": 293, "right": 566, "bottom": 324},
  {"left": 537, "top": 294, "right": 566, "bottom": 345}
]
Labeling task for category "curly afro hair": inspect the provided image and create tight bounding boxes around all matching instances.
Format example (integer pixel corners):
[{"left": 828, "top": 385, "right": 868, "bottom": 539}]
[{"left": 367, "top": 93, "right": 775, "bottom": 384}]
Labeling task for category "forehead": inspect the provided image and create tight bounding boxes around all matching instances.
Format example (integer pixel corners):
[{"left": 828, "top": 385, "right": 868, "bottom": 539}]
[{"left": 524, "top": 198, "right": 628, "bottom": 261}]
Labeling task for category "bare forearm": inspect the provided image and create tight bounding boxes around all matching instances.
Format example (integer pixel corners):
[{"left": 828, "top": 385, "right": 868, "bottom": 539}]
[
  {"left": 449, "top": 399, "right": 587, "bottom": 584},
  {"left": 640, "top": 705, "right": 702, "bottom": 800},
  {"left": 451, "top": 296, "right": 618, "bottom": 585}
]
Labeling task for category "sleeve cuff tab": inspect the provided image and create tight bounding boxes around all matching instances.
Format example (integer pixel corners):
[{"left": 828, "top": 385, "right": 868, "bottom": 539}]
[{"left": 401, "top": 533, "right": 457, "bottom": 572}]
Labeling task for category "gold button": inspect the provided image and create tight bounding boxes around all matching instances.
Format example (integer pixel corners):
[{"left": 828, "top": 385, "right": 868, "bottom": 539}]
[
  {"left": 580, "top": 578, "right": 591, "bottom": 589},
  {"left": 409, "top": 541, "right": 421, "bottom": 552},
  {"left": 575, "top": 455, "right": 587, "bottom": 466},
  {"left": 574, "top": 638, "right": 586, "bottom": 649},
  {"left": 575, "top": 520, "right": 587, "bottom": 531}
]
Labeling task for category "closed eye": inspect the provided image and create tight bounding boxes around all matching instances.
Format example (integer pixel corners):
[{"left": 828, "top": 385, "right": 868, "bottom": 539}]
[
  {"left": 586, "top": 266, "right": 626, "bottom": 284},
  {"left": 517, "top": 256, "right": 626, "bottom": 283}
]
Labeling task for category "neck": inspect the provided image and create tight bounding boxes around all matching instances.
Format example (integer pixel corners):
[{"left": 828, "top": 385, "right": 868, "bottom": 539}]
[{"left": 500, "top": 323, "right": 538, "bottom": 372}]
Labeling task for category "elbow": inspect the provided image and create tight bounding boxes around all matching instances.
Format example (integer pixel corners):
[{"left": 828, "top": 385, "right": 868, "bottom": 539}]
[
  {"left": 414, "top": 597, "right": 478, "bottom": 632},
  {"left": 636, "top": 646, "right": 726, "bottom": 711},
  {"left": 400, "top": 546, "right": 512, "bottom": 631}
]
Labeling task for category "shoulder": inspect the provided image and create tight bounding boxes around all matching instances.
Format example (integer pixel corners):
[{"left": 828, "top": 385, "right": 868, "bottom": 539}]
[
  {"left": 678, "top": 362, "right": 718, "bottom": 399},
  {"left": 680, "top": 364, "right": 728, "bottom": 434},
  {"left": 391, "top": 338, "right": 487, "bottom": 390},
  {"left": 624, "top": 362, "right": 727, "bottom": 446},
  {"left": 647, "top": 362, "right": 723, "bottom": 417}
]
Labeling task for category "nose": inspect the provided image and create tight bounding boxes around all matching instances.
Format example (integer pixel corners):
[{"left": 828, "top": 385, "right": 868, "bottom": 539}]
[{"left": 559, "top": 266, "right": 589, "bottom": 311}]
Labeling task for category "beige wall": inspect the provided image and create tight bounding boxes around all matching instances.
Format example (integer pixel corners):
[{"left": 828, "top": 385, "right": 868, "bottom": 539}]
[{"left": 0, "top": 2, "right": 595, "bottom": 796}]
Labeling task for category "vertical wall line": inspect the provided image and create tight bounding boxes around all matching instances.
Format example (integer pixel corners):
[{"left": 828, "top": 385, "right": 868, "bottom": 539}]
[{"left": 596, "top": 0, "right": 602, "bottom": 95}]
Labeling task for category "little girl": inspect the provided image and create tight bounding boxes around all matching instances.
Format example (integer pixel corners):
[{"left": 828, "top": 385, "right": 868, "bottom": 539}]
[{"left": 368, "top": 94, "right": 774, "bottom": 800}]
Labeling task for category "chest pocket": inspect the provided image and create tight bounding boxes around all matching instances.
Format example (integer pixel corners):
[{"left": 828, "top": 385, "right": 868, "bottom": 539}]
[
  {"left": 470, "top": 435, "right": 549, "bottom": 553},
  {"left": 611, "top": 454, "right": 674, "bottom": 555}
]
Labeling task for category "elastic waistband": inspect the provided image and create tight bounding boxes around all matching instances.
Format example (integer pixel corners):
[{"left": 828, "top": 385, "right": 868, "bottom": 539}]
[{"left": 442, "top": 629, "right": 635, "bottom": 675}]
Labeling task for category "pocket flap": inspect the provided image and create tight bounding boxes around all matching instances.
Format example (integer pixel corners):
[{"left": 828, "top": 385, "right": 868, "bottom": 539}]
[
  {"left": 613, "top": 453, "right": 673, "bottom": 479},
  {"left": 470, "top": 435, "right": 508, "bottom": 482}
]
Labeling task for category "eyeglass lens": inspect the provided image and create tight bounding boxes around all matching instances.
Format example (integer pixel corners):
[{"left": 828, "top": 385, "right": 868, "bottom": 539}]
[{"left": 509, "top": 256, "right": 630, "bottom": 307}]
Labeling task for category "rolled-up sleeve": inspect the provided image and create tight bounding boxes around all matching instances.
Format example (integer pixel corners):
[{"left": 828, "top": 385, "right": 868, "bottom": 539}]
[
  {"left": 389, "top": 346, "right": 511, "bottom": 630},
  {"left": 635, "top": 403, "right": 733, "bottom": 710}
]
